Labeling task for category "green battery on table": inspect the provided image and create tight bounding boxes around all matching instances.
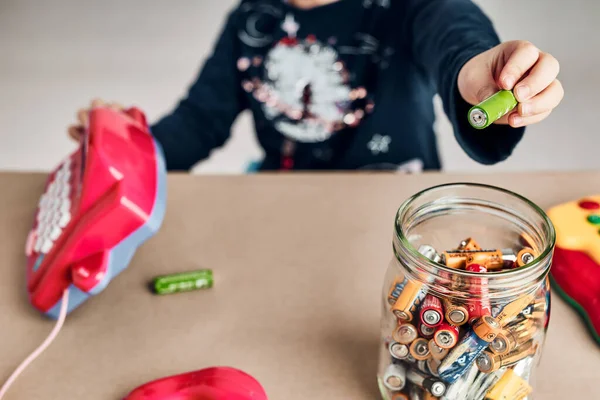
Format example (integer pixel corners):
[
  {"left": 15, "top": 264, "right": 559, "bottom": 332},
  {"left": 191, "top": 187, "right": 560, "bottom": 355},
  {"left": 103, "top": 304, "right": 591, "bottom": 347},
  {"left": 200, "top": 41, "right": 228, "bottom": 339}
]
[
  {"left": 150, "top": 269, "right": 214, "bottom": 295},
  {"left": 468, "top": 90, "right": 518, "bottom": 129}
]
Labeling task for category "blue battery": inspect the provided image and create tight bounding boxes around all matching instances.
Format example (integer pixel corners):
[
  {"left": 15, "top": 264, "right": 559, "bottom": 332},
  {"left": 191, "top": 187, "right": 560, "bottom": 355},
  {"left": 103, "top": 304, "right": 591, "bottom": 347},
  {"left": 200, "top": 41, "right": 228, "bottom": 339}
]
[
  {"left": 388, "top": 276, "right": 408, "bottom": 305},
  {"left": 438, "top": 329, "right": 490, "bottom": 384}
]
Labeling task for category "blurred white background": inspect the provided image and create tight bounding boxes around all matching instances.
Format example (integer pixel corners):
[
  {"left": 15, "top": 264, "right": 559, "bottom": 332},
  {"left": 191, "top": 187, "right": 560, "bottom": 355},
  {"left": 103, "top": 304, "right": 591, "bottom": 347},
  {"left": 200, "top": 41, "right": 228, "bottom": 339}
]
[{"left": 0, "top": 0, "right": 598, "bottom": 173}]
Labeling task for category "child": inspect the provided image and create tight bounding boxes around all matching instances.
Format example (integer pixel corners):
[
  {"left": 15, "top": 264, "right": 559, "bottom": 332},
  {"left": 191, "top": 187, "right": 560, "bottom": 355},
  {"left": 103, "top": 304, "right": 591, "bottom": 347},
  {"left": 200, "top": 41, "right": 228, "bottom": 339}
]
[{"left": 68, "top": 0, "right": 563, "bottom": 172}]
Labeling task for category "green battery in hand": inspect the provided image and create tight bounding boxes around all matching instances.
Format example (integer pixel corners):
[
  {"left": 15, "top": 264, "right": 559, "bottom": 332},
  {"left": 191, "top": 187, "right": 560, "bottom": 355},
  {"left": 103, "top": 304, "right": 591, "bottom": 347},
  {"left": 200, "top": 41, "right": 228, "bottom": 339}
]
[
  {"left": 150, "top": 269, "right": 214, "bottom": 295},
  {"left": 468, "top": 90, "right": 518, "bottom": 129}
]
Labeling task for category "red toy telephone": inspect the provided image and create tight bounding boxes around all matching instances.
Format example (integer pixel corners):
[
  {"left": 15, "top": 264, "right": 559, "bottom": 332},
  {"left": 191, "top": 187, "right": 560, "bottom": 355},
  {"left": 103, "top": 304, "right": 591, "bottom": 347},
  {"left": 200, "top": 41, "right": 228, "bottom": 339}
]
[
  {"left": 547, "top": 196, "right": 600, "bottom": 344},
  {"left": 124, "top": 367, "right": 268, "bottom": 400},
  {"left": 25, "top": 106, "right": 167, "bottom": 318}
]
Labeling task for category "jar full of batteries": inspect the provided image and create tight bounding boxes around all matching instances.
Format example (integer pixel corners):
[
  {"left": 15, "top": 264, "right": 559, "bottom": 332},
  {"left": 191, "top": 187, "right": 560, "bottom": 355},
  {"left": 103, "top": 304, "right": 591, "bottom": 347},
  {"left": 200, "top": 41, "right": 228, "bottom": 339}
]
[{"left": 378, "top": 183, "right": 555, "bottom": 400}]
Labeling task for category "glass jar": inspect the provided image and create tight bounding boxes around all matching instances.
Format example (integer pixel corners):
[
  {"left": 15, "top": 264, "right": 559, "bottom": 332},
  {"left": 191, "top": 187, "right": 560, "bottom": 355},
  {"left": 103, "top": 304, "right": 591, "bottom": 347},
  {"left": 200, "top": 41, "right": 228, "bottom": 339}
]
[{"left": 377, "top": 183, "right": 555, "bottom": 400}]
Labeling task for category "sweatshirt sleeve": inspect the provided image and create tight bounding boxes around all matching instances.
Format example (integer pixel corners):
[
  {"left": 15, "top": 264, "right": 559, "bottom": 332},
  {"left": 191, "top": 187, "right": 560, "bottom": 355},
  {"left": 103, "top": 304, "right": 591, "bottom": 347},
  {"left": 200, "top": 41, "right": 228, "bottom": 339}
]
[
  {"left": 403, "top": 0, "right": 525, "bottom": 165},
  {"left": 150, "top": 6, "right": 247, "bottom": 171}
]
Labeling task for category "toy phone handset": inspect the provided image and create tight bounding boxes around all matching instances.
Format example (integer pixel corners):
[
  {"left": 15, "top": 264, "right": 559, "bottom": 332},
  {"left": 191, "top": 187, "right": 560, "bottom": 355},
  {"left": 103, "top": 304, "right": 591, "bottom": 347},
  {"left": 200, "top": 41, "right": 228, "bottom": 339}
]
[{"left": 24, "top": 106, "right": 167, "bottom": 318}]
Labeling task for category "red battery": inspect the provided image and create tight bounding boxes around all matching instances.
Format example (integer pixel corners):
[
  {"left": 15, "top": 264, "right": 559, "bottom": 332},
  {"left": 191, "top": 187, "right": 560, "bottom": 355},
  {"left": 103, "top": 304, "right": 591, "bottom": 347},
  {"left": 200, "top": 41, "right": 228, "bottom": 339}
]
[
  {"left": 465, "top": 263, "right": 492, "bottom": 324},
  {"left": 434, "top": 322, "right": 459, "bottom": 349},
  {"left": 418, "top": 322, "right": 436, "bottom": 339},
  {"left": 420, "top": 295, "right": 444, "bottom": 328}
]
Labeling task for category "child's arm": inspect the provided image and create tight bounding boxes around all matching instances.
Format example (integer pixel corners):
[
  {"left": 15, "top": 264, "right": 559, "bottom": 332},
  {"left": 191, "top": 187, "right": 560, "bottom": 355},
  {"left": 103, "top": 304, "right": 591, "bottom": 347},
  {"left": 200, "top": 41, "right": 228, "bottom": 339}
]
[
  {"left": 402, "top": 0, "right": 562, "bottom": 165},
  {"left": 150, "top": 6, "right": 248, "bottom": 171}
]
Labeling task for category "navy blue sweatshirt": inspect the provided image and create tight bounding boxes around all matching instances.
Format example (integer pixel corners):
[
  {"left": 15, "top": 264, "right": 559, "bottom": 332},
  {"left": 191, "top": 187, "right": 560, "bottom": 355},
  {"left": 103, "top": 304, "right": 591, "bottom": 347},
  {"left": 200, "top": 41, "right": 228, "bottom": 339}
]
[{"left": 151, "top": 0, "right": 525, "bottom": 171}]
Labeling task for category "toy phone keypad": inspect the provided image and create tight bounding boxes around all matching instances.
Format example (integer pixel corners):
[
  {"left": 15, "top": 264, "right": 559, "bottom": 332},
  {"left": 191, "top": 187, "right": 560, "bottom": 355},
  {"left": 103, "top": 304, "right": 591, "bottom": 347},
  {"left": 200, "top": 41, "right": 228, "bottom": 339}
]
[
  {"left": 547, "top": 196, "right": 600, "bottom": 344},
  {"left": 25, "top": 107, "right": 167, "bottom": 319}
]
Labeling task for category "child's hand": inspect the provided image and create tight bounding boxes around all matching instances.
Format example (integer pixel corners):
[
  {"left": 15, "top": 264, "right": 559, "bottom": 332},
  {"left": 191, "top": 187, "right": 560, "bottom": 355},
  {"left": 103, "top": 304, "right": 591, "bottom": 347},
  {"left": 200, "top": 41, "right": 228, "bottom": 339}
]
[
  {"left": 458, "top": 40, "right": 563, "bottom": 128},
  {"left": 67, "top": 99, "right": 125, "bottom": 141}
]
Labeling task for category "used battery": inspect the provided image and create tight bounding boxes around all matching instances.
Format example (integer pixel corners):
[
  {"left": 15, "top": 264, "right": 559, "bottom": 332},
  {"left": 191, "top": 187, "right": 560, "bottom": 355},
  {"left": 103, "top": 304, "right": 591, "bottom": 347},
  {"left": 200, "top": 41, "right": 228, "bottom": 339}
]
[
  {"left": 406, "top": 368, "right": 447, "bottom": 397},
  {"left": 391, "top": 393, "right": 409, "bottom": 400},
  {"left": 442, "top": 249, "right": 515, "bottom": 270},
  {"left": 516, "top": 247, "right": 537, "bottom": 268},
  {"left": 392, "top": 280, "right": 427, "bottom": 322},
  {"left": 426, "top": 357, "right": 441, "bottom": 377},
  {"left": 490, "top": 319, "right": 536, "bottom": 355},
  {"left": 410, "top": 338, "right": 431, "bottom": 361},
  {"left": 442, "top": 298, "right": 469, "bottom": 326},
  {"left": 389, "top": 341, "right": 411, "bottom": 360},
  {"left": 472, "top": 315, "right": 502, "bottom": 343},
  {"left": 393, "top": 323, "right": 419, "bottom": 345},
  {"left": 420, "top": 295, "right": 444, "bottom": 328},
  {"left": 465, "top": 263, "right": 492, "bottom": 324},
  {"left": 468, "top": 90, "right": 518, "bottom": 130},
  {"left": 457, "top": 237, "right": 482, "bottom": 251},
  {"left": 418, "top": 244, "right": 442, "bottom": 264},
  {"left": 428, "top": 339, "right": 449, "bottom": 360},
  {"left": 434, "top": 322, "right": 459, "bottom": 349},
  {"left": 438, "top": 327, "right": 495, "bottom": 384},
  {"left": 389, "top": 276, "right": 409, "bottom": 306},
  {"left": 476, "top": 340, "right": 537, "bottom": 373},
  {"left": 418, "top": 322, "right": 436, "bottom": 340},
  {"left": 493, "top": 293, "right": 535, "bottom": 327},
  {"left": 383, "top": 363, "right": 407, "bottom": 391},
  {"left": 484, "top": 368, "right": 532, "bottom": 400},
  {"left": 149, "top": 269, "right": 213, "bottom": 295}
]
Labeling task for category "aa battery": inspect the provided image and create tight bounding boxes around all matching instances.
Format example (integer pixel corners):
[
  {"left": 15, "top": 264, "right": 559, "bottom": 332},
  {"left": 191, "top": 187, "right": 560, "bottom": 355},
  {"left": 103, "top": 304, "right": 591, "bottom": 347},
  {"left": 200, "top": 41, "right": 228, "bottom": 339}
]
[
  {"left": 391, "top": 393, "right": 409, "bottom": 400},
  {"left": 394, "top": 323, "right": 419, "bottom": 345},
  {"left": 468, "top": 90, "right": 518, "bottom": 130},
  {"left": 410, "top": 338, "right": 432, "bottom": 361},
  {"left": 427, "top": 358, "right": 441, "bottom": 378},
  {"left": 442, "top": 249, "right": 515, "bottom": 270},
  {"left": 419, "top": 322, "right": 436, "bottom": 340},
  {"left": 438, "top": 329, "right": 491, "bottom": 384},
  {"left": 390, "top": 341, "right": 411, "bottom": 360},
  {"left": 493, "top": 293, "right": 535, "bottom": 327},
  {"left": 392, "top": 280, "right": 427, "bottom": 322},
  {"left": 428, "top": 339, "right": 449, "bottom": 360},
  {"left": 476, "top": 340, "right": 537, "bottom": 373},
  {"left": 383, "top": 363, "right": 407, "bottom": 391},
  {"left": 407, "top": 369, "right": 447, "bottom": 397},
  {"left": 465, "top": 263, "right": 492, "bottom": 324},
  {"left": 472, "top": 315, "right": 502, "bottom": 343},
  {"left": 418, "top": 245, "right": 442, "bottom": 264},
  {"left": 472, "top": 368, "right": 507, "bottom": 400},
  {"left": 457, "top": 237, "right": 482, "bottom": 251},
  {"left": 389, "top": 276, "right": 409, "bottom": 306},
  {"left": 442, "top": 299, "right": 469, "bottom": 326},
  {"left": 420, "top": 295, "right": 444, "bottom": 327},
  {"left": 434, "top": 322, "right": 459, "bottom": 349},
  {"left": 490, "top": 320, "right": 537, "bottom": 355},
  {"left": 516, "top": 247, "right": 537, "bottom": 268},
  {"left": 516, "top": 301, "right": 546, "bottom": 321},
  {"left": 484, "top": 368, "right": 532, "bottom": 400},
  {"left": 150, "top": 269, "right": 213, "bottom": 295}
]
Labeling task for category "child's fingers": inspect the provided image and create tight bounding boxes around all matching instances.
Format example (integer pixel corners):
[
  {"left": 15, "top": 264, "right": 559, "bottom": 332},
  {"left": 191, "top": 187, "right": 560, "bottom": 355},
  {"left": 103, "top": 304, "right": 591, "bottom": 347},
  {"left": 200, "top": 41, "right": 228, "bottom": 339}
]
[
  {"left": 509, "top": 110, "right": 552, "bottom": 128},
  {"left": 499, "top": 41, "right": 540, "bottom": 90},
  {"left": 518, "top": 80, "right": 564, "bottom": 117},
  {"left": 513, "top": 53, "right": 560, "bottom": 102}
]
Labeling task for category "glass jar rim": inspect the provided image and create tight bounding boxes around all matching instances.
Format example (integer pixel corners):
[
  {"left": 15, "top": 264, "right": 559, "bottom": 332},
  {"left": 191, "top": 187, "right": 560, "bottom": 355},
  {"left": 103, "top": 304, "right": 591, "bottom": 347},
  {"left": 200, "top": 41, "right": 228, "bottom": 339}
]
[{"left": 394, "top": 182, "right": 556, "bottom": 280}]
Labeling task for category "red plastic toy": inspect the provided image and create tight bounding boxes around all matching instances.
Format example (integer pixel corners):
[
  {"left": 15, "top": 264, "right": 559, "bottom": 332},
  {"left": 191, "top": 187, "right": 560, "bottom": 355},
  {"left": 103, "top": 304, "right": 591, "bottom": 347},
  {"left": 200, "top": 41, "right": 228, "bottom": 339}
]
[
  {"left": 547, "top": 196, "right": 600, "bottom": 344},
  {"left": 124, "top": 367, "right": 268, "bottom": 400},
  {"left": 25, "top": 107, "right": 167, "bottom": 318}
]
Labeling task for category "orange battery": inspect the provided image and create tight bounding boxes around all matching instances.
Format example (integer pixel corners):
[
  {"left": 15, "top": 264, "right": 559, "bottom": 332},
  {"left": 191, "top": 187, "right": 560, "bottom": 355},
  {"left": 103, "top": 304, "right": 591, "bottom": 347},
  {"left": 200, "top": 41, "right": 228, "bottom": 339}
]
[
  {"left": 391, "top": 280, "right": 426, "bottom": 322},
  {"left": 516, "top": 247, "right": 537, "bottom": 268},
  {"left": 476, "top": 340, "right": 537, "bottom": 373},
  {"left": 442, "top": 298, "right": 470, "bottom": 326},
  {"left": 388, "top": 275, "right": 408, "bottom": 306},
  {"left": 484, "top": 368, "right": 532, "bottom": 400},
  {"left": 410, "top": 338, "right": 431, "bottom": 361},
  {"left": 457, "top": 237, "right": 482, "bottom": 251},
  {"left": 391, "top": 393, "right": 409, "bottom": 400},
  {"left": 472, "top": 315, "right": 502, "bottom": 343},
  {"left": 428, "top": 339, "right": 449, "bottom": 360},
  {"left": 490, "top": 320, "right": 537, "bottom": 355},
  {"left": 423, "top": 392, "right": 439, "bottom": 400},
  {"left": 393, "top": 323, "right": 418, "bottom": 345},
  {"left": 494, "top": 293, "right": 535, "bottom": 327},
  {"left": 442, "top": 249, "right": 505, "bottom": 270}
]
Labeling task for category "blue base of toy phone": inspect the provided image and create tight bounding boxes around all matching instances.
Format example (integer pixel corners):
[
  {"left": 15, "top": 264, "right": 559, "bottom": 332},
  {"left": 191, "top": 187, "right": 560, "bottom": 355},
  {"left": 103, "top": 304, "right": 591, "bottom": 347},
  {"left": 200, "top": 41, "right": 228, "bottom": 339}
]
[{"left": 46, "top": 139, "right": 167, "bottom": 319}]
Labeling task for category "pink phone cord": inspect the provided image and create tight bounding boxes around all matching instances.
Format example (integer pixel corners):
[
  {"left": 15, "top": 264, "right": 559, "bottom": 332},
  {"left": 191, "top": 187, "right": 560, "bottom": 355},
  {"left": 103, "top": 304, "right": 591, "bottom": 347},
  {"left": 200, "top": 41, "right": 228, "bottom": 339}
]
[{"left": 0, "top": 289, "right": 70, "bottom": 399}]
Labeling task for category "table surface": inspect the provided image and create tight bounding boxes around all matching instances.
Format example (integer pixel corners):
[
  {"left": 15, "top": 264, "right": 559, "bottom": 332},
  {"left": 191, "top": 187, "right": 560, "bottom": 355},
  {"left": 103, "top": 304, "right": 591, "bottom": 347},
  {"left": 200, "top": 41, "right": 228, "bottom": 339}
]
[{"left": 1, "top": 171, "right": 600, "bottom": 400}]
